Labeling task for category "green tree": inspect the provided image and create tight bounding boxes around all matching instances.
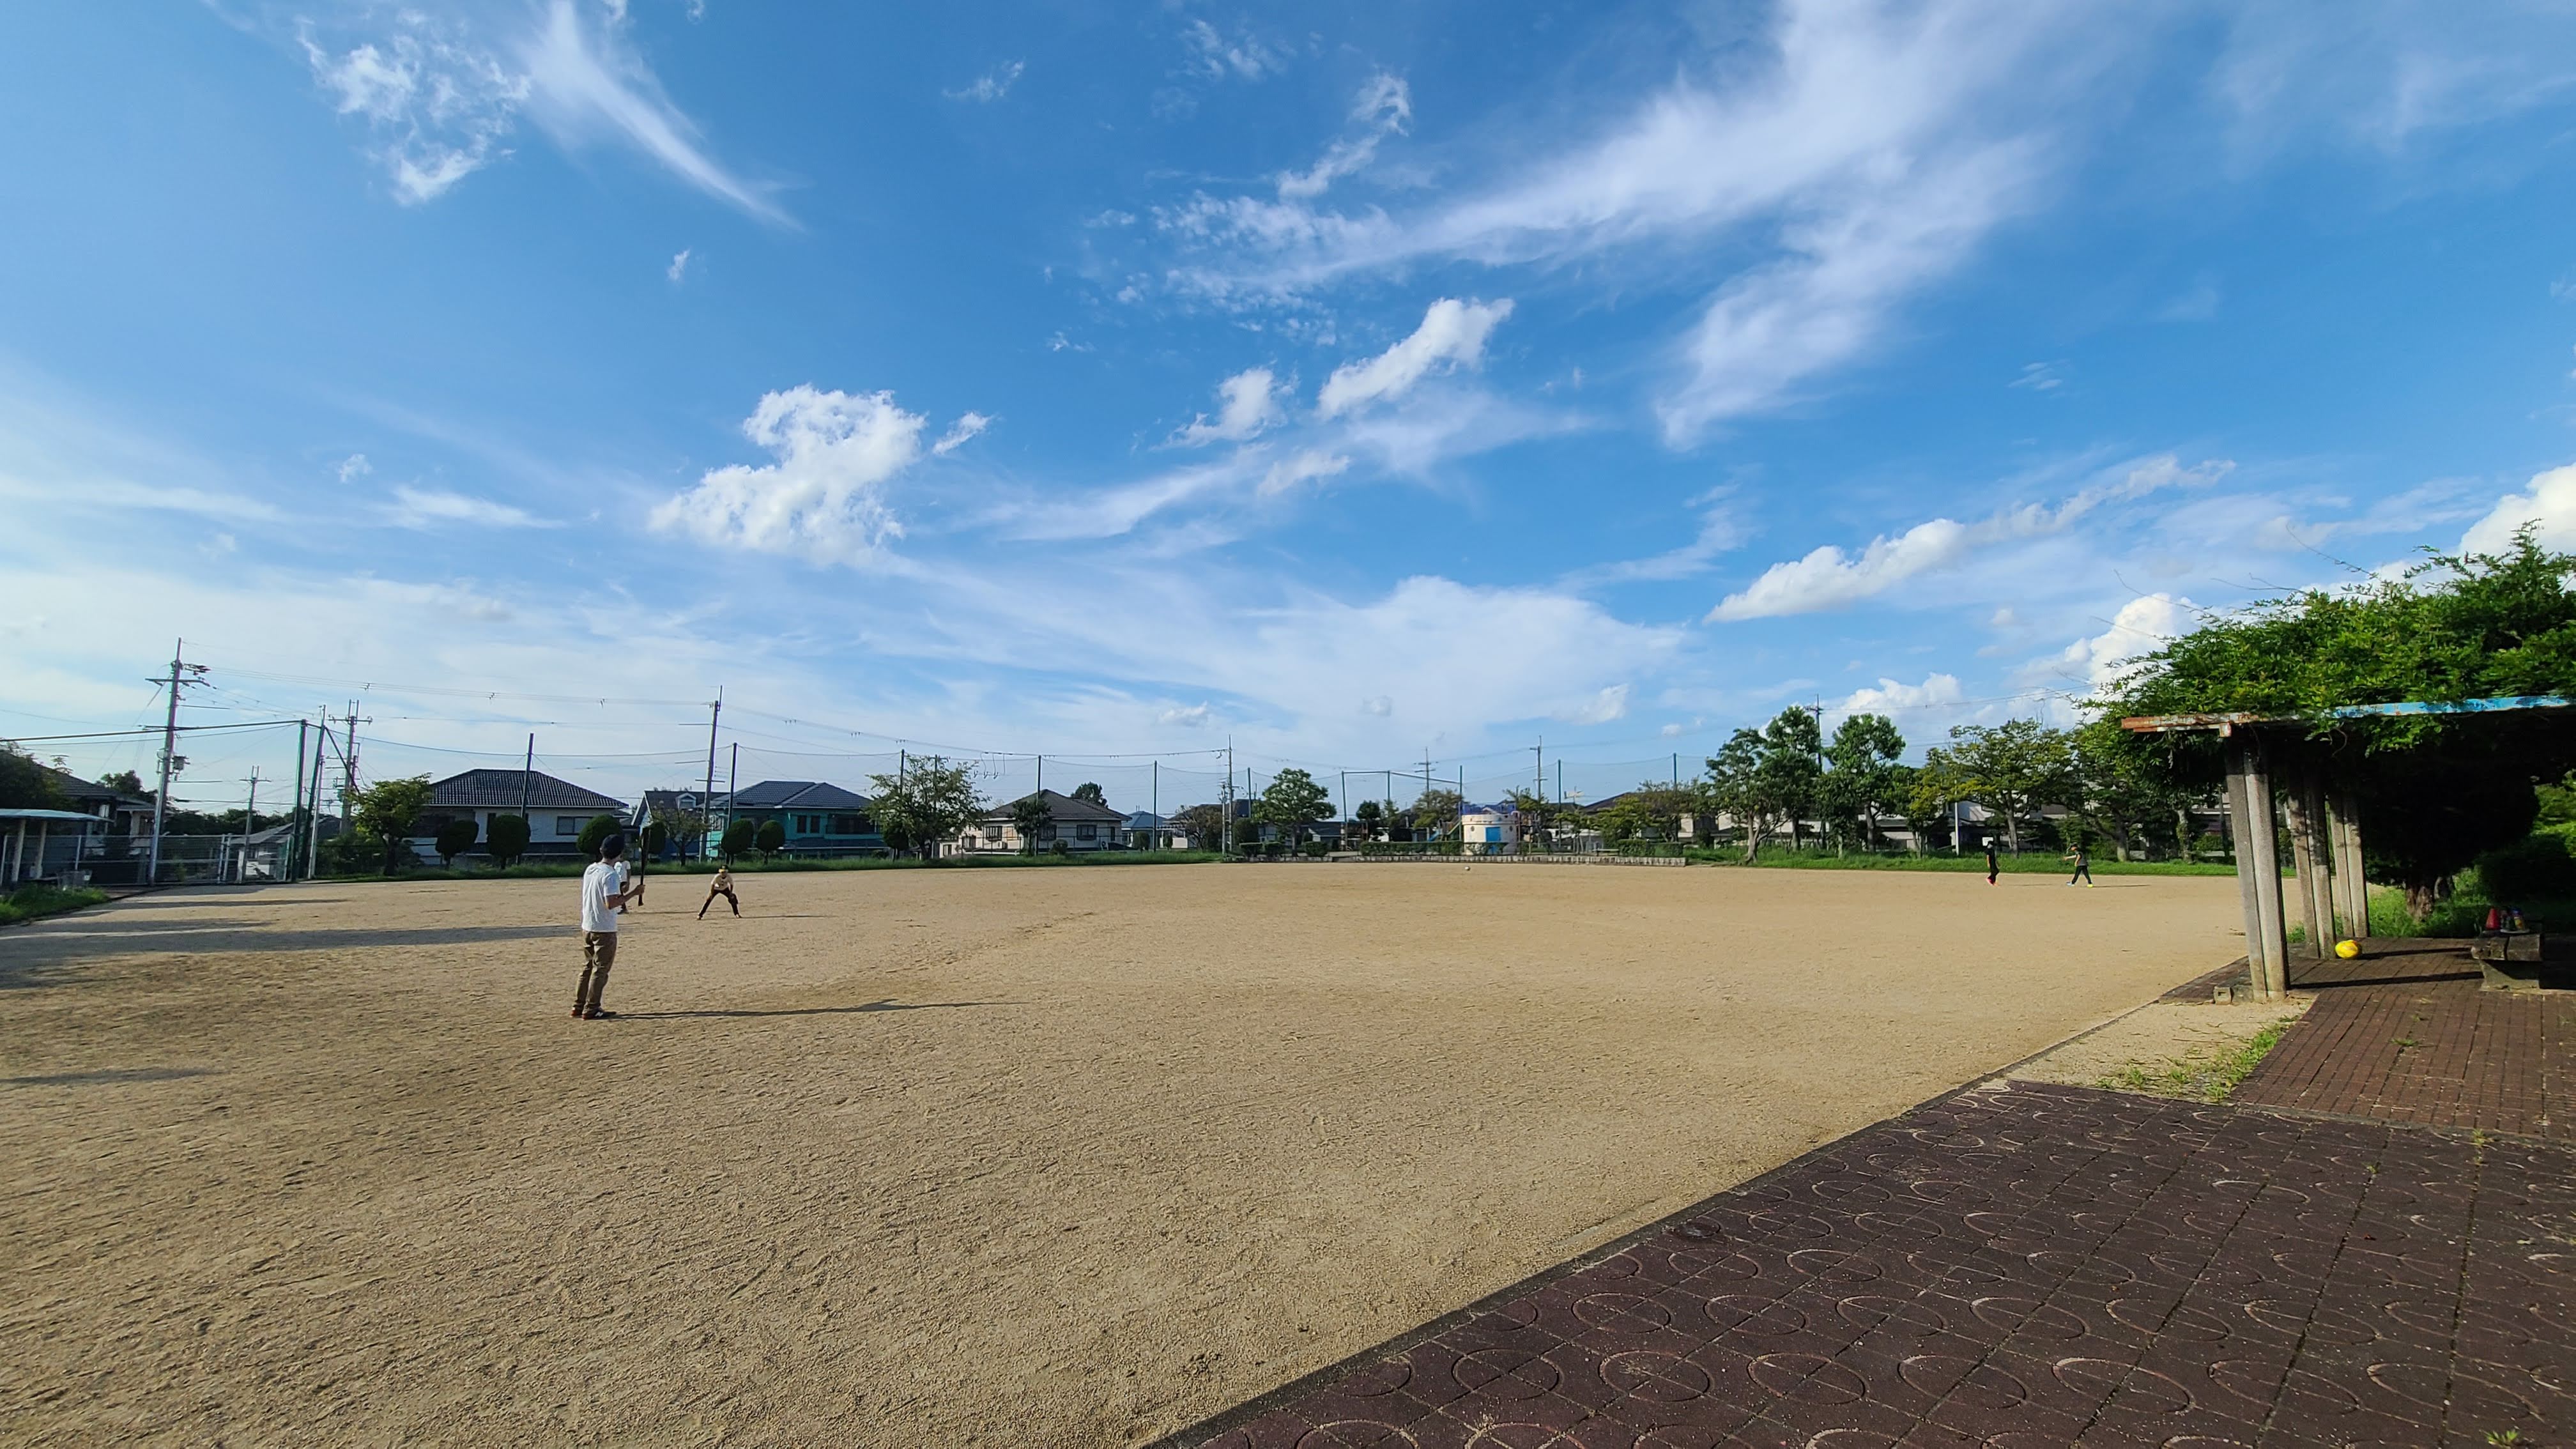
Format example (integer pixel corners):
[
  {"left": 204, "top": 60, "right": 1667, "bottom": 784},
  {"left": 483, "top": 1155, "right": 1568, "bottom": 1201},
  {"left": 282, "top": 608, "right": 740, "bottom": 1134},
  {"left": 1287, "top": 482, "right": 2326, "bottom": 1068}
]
[
  {"left": 96, "top": 770, "right": 144, "bottom": 795},
  {"left": 648, "top": 802, "right": 705, "bottom": 860},
  {"left": 0, "top": 744, "right": 66, "bottom": 809},
  {"left": 353, "top": 776, "right": 438, "bottom": 875},
  {"left": 1256, "top": 767, "right": 1333, "bottom": 845},
  {"left": 1408, "top": 788, "right": 1462, "bottom": 841},
  {"left": 1705, "top": 709, "right": 1822, "bottom": 859},
  {"left": 1230, "top": 816, "right": 1260, "bottom": 850},
  {"left": 433, "top": 817, "right": 478, "bottom": 867},
  {"left": 576, "top": 813, "right": 623, "bottom": 860},
  {"left": 2067, "top": 719, "right": 2200, "bottom": 861},
  {"left": 1170, "top": 802, "right": 1226, "bottom": 850},
  {"left": 487, "top": 813, "right": 531, "bottom": 868},
  {"left": 1009, "top": 793, "right": 1054, "bottom": 854},
  {"left": 1821, "top": 713, "right": 1907, "bottom": 852},
  {"left": 2104, "top": 532, "right": 2576, "bottom": 912},
  {"left": 1071, "top": 781, "right": 1106, "bottom": 804},
  {"left": 719, "top": 817, "right": 758, "bottom": 861},
  {"left": 753, "top": 818, "right": 787, "bottom": 857},
  {"left": 1351, "top": 799, "right": 1384, "bottom": 841},
  {"left": 865, "top": 755, "right": 985, "bottom": 861},
  {"left": 1922, "top": 719, "right": 2071, "bottom": 854}
]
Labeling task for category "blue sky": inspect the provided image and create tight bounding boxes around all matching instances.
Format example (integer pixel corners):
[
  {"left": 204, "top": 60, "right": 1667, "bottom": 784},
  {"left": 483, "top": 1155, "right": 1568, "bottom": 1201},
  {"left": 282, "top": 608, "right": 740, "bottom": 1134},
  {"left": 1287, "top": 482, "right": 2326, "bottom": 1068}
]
[{"left": 7, "top": 1, "right": 2576, "bottom": 810}]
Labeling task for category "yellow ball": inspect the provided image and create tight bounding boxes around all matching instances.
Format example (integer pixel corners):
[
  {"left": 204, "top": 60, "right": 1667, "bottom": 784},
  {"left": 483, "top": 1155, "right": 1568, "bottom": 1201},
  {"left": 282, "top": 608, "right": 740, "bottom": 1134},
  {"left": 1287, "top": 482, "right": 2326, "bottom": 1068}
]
[{"left": 2334, "top": 939, "right": 2361, "bottom": 959}]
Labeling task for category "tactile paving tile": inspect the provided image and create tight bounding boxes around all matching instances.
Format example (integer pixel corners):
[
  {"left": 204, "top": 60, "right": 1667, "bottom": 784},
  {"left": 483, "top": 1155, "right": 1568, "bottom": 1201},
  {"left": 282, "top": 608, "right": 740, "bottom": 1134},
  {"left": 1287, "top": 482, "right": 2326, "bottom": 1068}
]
[{"left": 1169, "top": 1081, "right": 2576, "bottom": 1449}]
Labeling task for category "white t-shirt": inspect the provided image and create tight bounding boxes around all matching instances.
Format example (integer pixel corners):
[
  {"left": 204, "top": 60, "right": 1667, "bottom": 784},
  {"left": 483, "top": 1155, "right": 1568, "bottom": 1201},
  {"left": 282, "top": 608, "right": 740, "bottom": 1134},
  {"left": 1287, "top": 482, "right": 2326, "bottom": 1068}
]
[{"left": 579, "top": 862, "right": 627, "bottom": 933}]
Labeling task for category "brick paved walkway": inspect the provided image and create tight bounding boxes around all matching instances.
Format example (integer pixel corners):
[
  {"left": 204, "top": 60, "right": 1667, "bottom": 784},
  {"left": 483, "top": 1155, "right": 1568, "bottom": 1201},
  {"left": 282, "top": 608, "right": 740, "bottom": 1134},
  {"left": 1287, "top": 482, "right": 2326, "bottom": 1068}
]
[
  {"left": 1164, "top": 1080, "right": 2576, "bottom": 1448},
  {"left": 2235, "top": 944, "right": 2573, "bottom": 1142}
]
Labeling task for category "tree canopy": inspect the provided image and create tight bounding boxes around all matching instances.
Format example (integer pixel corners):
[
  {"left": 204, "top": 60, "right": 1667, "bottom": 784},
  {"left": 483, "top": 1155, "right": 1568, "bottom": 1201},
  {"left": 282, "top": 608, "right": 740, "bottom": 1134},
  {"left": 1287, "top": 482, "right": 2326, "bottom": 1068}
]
[
  {"left": 2101, "top": 532, "right": 2576, "bottom": 906},
  {"left": 1256, "top": 768, "right": 1333, "bottom": 843},
  {"left": 353, "top": 776, "right": 437, "bottom": 875},
  {"left": 866, "top": 755, "right": 984, "bottom": 860},
  {"left": 0, "top": 745, "right": 66, "bottom": 810}
]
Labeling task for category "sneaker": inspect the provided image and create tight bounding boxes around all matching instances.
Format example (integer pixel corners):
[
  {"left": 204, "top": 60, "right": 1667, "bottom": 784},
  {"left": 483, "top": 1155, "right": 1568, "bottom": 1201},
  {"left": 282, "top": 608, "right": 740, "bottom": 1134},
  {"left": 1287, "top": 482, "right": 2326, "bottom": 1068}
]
[
  {"left": 571, "top": 1005, "right": 586, "bottom": 1018},
  {"left": 586, "top": 1008, "right": 618, "bottom": 1020}
]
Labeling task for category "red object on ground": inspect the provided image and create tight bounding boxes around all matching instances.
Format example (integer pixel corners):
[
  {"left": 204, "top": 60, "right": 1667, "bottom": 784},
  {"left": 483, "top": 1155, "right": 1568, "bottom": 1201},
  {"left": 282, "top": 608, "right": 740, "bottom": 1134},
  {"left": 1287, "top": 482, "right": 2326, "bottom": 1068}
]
[{"left": 2485, "top": 906, "right": 2504, "bottom": 931}]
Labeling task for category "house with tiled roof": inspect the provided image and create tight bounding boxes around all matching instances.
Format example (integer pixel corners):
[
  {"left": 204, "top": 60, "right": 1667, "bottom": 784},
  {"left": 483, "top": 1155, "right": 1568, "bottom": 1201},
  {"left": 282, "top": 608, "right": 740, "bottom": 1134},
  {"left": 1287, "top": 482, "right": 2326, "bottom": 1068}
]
[
  {"left": 951, "top": 788, "right": 1126, "bottom": 855},
  {"left": 411, "top": 768, "right": 628, "bottom": 859}
]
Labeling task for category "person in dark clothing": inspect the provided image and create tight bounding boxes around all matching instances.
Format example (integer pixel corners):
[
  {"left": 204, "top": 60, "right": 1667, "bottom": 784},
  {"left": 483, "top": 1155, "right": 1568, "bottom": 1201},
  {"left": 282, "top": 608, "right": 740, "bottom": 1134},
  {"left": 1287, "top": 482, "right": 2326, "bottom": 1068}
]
[
  {"left": 1984, "top": 839, "right": 2000, "bottom": 885},
  {"left": 2065, "top": 845, "right": 2094, "bottom": 886}
]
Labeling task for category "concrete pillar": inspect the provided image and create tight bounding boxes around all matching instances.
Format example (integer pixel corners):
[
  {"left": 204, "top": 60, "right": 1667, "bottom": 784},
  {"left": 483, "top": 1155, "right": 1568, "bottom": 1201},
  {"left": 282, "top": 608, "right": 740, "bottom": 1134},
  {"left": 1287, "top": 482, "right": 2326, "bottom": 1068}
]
[
  {"left": 2223, "top": 736, "right": 2275, "bottom": 1000},
  {"left": 2242, "top": 735, "right": 2291, "bottom": 997},
  {"left": 2283, "top": 765, "right": 2331, "bottom": 958},
  {"left": 2329, "top": 790, "right": 2368, "bottom": 939}
]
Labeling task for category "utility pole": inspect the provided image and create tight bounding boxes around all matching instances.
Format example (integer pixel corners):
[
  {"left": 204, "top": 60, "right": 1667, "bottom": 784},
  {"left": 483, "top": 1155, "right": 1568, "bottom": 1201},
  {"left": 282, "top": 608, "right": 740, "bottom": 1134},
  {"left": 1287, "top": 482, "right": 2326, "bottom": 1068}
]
[
  {"left": 146, "top": 640, "right": 206, "bottom": 885},
  {"left": 288, "top": 721, "right": 307, "bottom": 883},
  {"left": 236, "top": 770, "right": 259, "bottom": 884},
  {"left": 1533, "top": 737, "right": 1544, "bottom": 804},
  {"left": 702, "top": 687, "right": 723, "bottom": 862},
  {"left": 727, "top": 741, "right": 738, "bottom": 852},
  {"left": 1035, "top": 755, "right": 1043, "bottom": 801},
  {"left": 339, "top": 701, "right": 366, "bottom": 831},
  {"left": 305, "top": 716, "right": 329, "bottom": 878},
  {"left": 1224, "top": 739, "right": 1234, "bottom": 857}
]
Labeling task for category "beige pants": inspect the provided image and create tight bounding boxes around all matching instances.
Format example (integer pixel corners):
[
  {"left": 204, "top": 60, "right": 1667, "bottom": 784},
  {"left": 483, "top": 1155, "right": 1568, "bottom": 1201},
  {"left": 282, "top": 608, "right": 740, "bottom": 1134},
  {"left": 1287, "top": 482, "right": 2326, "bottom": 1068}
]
[{"left": 576, "top": 931, "right": 618, "bottom": 1012}]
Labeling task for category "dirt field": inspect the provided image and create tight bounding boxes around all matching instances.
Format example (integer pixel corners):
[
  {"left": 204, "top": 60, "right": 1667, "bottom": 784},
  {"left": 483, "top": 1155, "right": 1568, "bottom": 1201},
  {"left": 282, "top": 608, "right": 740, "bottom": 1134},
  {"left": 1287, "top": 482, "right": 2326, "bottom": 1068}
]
[{"left": 0, "top": 864, "right": 2241, "bottom": 1447}]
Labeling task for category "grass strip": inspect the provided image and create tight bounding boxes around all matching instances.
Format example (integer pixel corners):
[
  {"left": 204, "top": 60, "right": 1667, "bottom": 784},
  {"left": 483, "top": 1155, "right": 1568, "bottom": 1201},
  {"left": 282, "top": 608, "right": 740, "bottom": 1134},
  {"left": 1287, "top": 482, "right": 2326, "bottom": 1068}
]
[
  {"left": 2097, "top": 1018, "right": 2295, "bottom": 1103},
  {"left": 0, "top": 885, "right": 111, "bottom": 926}
]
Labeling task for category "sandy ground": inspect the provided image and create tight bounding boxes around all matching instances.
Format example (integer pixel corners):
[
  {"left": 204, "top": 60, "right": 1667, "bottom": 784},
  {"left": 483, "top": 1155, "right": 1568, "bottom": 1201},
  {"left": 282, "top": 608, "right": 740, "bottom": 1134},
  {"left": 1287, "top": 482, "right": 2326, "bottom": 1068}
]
[
  {"left": 2010, "top": 997, "right": 2310, "bottom": 1097},
  {"left": 0, "top": 864, "right": 2242, "bottom": 1448}
]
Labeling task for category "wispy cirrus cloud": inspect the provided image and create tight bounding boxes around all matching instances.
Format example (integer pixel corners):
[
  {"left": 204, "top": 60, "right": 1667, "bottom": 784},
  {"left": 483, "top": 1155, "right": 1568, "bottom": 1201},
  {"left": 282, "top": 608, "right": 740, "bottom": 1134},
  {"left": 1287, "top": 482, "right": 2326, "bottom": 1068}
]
[
  {"left": 944, "top": 61, "right": 1024, "bottom": 103},
  {"left": 292, "top": 0, "right": 785, "bottom": 222}
]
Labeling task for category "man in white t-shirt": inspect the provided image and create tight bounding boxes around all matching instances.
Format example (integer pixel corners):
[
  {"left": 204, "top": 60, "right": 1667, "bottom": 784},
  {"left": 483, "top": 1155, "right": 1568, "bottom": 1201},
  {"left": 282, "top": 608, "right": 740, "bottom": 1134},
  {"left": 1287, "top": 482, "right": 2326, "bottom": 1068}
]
[{"left": 574, "top": 833, "right": 642, "bottom": 1020}]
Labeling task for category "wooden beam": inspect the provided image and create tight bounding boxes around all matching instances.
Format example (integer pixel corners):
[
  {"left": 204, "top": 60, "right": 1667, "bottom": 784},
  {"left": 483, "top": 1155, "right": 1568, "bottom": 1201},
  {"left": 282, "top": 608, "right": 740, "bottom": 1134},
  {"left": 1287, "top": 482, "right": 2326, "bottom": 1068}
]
[{"left": 2224, "top": 738, "right": 2274, "bottom": 1000}]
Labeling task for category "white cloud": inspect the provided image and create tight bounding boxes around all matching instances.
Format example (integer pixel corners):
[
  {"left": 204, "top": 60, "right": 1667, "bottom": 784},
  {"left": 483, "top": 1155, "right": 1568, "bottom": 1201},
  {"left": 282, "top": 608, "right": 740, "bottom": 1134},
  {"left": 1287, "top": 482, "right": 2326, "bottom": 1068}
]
[
  {"left": 299, "top": 14, "right": 530, "bottom": 203},
  {"left": 2010, "top": 360, "right": 2068, "bottom": 392},
  {"left": 1158, "top": 703, "right": 1214, "bottom": 728},
  {"left": 2461, "top": 462, "right": 2576, "bottom": 556},
  {"left": 519, "top": 0, "right": 786, "bottom": 224},
  {"left": 337, "top": 453, "right": 372, "bottom": 482},
  {"left": 385, "top": 486, "right": 553, "bottom": 530},
  {"left": 945, "top": 61, "right": 1024, "bottom": 103},
  {"left": 1361, "top": 695, "right": 1393, "bottom": 716},
  {"left": 1258, "top": 450, "right": 1349, "bottom": 498},
  {"left": 667, "top": 248, "right": 691, "bottom": 282},
  {"left": 650, "top": 386, "right": 928, "bottom": 563},
  {"left": 933, "top": 412, "right": 992, "bottom": 456},
  {"left": 1833, "top": 673, "right": 1965, "bottom": 721},
  {"left": 1172, "top": 368, "right": 1284, "bottom": 446},
  {"left": 1277, "top": 72, "right": 1411, "bottom": 200},
  {"left": 1317, "top": 298, "right": 1514, "bottom": 418},
  {"left": 1710, "top": 454, "right": 2228, "bottom": 620},
  {"left": 1182, "top": 20, "right": 1284, "bottom": 82},
  {"left": 295, "top": 0, "right": 780, "bottom": 220},
  {"left": 1564, "top": 683, "right": 1630, "bottom": 724},
  {"left": 2050, "top": 593, "right": 2193, "bottom": 693},
  {"left": 1561, "top": 496, "right": 1745, "bottom": 588}
]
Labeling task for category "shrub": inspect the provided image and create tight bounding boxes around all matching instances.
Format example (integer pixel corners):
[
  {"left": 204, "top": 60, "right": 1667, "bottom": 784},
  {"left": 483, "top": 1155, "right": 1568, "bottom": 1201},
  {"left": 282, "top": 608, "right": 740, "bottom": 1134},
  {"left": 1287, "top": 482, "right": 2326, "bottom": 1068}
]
[
  {"left": 1049, "top": 839, "right": 1070, "bottom": 857},
  {"left": 433, "top": 818, "right": 479, "bottom": 866},
  {"left": 577, "top": 814, "right": 622, "bottom": 859},
  {"left": 755, "top": 820, "right": 787, "bottom": 857},
  {"left": 2471, "top": 827, "right": 2576, "bottom": 903},
  {"left": 720, "top": 819, "right": 756, "bottom": 861},
  {"left": 487, "top": 813, "right": 531, "bottom": 868}
]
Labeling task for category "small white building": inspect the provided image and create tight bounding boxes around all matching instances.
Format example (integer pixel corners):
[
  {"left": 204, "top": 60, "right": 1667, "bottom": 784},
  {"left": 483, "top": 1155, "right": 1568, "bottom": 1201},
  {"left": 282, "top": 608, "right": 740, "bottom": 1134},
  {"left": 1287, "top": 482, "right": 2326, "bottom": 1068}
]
[{"left": 1457, "top": 802, "right": 1520, "bottom": 854}]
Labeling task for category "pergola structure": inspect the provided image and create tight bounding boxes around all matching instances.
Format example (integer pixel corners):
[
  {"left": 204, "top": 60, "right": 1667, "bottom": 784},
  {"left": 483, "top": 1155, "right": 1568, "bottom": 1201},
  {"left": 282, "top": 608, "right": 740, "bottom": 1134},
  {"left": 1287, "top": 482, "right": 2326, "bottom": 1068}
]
[
  {"left": 0, "top": 808, "right": 102, "bottom": 890},
  {"left": 2120, "top": 695, "right": 2571, "bottom": 1002}
]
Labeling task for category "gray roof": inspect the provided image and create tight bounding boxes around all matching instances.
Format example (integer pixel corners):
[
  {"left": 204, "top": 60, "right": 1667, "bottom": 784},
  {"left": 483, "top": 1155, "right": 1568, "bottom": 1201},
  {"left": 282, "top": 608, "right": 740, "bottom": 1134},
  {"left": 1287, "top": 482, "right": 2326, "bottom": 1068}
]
[
  {"left": 426, "top": 769, "right": 625, "bottom": 813},
  {"left": 39, "top": 766, "right": 151, "bottom": 809},
  {"left": 979, "top": 788, "right": 1125, "bottom": 824},
  {"left": 730, "top": 779, "right": 871, "bottom": 810}
]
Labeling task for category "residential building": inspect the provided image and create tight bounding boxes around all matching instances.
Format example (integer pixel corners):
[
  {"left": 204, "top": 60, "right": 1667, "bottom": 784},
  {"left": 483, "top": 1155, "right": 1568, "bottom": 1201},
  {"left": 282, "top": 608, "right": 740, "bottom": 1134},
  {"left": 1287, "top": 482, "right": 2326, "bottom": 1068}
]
[
  {"left": 951, "top": 789, "right": 1126, "bottom": 855},
  {"left": 1458, "top": 802, "right": 1521, "bottom": 854},
  {"left": 719, "top": 780, "right": 884, "bottom": 856},
  {"left": 1123, "top": 811, "right": 1190, "bottom": 850},
  {"left": 411, "top": 769, "right": 629, "bottom": 859},
  {"left": 38, "top": 765, "right": 155, "bottom": 838}
]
